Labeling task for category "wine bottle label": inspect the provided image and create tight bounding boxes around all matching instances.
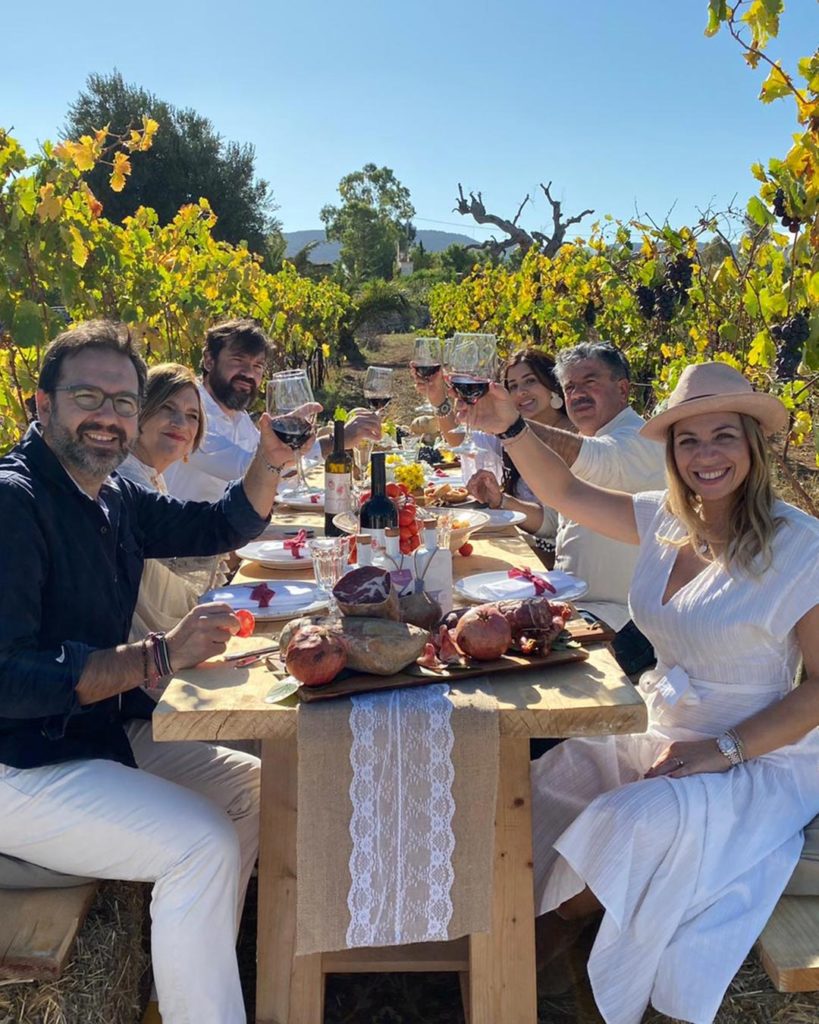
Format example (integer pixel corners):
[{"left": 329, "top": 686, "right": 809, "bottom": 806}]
[
  {"left": 325, "top": 472, "right": 352, "bottom": 514},
  {"left": 361, "top": 527, "right": 387, "bottom": 555}
]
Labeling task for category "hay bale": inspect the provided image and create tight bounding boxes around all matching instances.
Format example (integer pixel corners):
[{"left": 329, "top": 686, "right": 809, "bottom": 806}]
[{"left": 0, "top": 881, "right": 149, "bottom": 1024}]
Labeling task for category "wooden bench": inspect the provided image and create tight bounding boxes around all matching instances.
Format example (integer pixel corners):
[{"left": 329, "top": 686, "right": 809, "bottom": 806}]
[
  {"left": 757, "top": 895, "right": 819, "bottom": 992},
  {"left": 0, "top": 882, "right": 99, "bottom": 982}
]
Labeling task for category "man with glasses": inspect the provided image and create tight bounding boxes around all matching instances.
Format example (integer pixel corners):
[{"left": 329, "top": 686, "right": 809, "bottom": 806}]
[{"left": 0, "top": 320, "right": 306, "bottom": 1024}]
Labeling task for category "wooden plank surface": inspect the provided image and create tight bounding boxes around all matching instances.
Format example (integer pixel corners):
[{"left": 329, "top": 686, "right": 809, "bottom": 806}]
[
  {"left": 757, "top": 896, "right": 819, "bottom": 992},
  {"left": 0, "top": 883, "right": 98, "bottom": 982},
  {"left": 322, "top": 938, "right": 469, "bottom": 973}
]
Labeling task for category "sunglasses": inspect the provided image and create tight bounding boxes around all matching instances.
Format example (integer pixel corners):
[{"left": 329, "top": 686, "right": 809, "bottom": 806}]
[{"left": 54, "top": 385, "right": 141, "bottom": 418}]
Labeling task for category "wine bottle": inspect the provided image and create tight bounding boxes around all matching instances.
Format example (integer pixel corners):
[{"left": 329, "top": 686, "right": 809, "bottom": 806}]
[
  {"left": 324, "top": 420, "right": 352, "bottom": 537},
  {"left": 359, "top": 452, "right": 397, "bottom": 553}
]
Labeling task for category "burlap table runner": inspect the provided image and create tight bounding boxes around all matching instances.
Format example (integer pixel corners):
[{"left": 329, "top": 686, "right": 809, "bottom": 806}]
[{"left": 296, "top": 681, "right": 499, "bottom": 955}]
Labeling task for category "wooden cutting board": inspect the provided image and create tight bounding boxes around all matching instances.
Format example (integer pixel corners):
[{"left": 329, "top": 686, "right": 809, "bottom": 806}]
[
  {"left": 565, "top": 615, "right": 617, "bottom": 644},
  {"left": 297, "top": 645, "right": 588, "bottom": 702}
]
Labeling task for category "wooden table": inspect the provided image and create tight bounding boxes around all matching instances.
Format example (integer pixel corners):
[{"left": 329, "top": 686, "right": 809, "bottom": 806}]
[{"left": 154, "top": 511, "right": 647, "bottom": 1024}]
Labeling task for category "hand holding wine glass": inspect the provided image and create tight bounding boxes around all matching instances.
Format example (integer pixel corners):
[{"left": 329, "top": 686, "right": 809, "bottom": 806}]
[
  {"left": 444, "top": 333, "right": 498, "bottom": 453},
  {"left": 363, "top": 366, "right": 393, "bottom": 416},
  {"left": 267, "top": 369, "right": 320, "bottom": 495},
  {"left": 409, "top": 337, "right": 445, "bottom": 413}
]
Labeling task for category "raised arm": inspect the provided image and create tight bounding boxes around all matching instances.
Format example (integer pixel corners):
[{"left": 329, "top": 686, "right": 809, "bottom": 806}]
[{"left": 462, "top": 383, "right": 639, "bottom": 546}]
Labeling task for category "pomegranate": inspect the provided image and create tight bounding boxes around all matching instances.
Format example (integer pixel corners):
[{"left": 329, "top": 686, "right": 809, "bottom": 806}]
[
  {"left": 285, "top": 626, "right": 348, "bottom": 686},
  {"left": 453, "top": 604, "right": 512, "bottom": 661}
]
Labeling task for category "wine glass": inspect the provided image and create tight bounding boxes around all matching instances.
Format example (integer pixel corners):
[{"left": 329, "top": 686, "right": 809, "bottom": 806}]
[
  {"left": 266, "top": 369, "right": 318, "bottom": 496},
  {"left": 308, "top": 536, "right": 351, "bottom": 620},
  {"left": 444, "top": 333, "right": 498, "bottom": 454},
  {"left": 411, "top": 337, "right": 443, "bottom": 413},
  {"left": 363, "top": 366, "right": 393, "bottom": 417}
]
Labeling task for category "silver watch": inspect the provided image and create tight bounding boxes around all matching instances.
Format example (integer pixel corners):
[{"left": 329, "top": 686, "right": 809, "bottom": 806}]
[
  {"left": 715, "top": 732, "right": 743, "bottom": 767},
  {"left": 434, "top": 397, "right": 453, "bottom": 416}
]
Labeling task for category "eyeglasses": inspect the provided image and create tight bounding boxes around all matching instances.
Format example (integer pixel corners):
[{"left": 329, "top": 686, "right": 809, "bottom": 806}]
[{"left": 53, "top": 385, "right": 141, "bottom": 418}]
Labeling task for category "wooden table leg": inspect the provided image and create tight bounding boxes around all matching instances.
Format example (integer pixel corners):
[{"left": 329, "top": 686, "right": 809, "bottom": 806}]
[
  {"left": 256, "top": 736, "right": 323, "bottom": 1024},
  {"left": 468, "top": 735, "right": 537, "bottom": 1024}
]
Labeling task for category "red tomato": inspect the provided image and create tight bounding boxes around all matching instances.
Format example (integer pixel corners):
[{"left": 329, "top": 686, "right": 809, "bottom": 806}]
[
  {"left": 397, "top": 483, "right": 410, "bottom": 496},
  {"left": 457, "top": 542, "right": 474, "bottom": 557},
  {"left": 398, "top": 508, "right": 416, "bottom": 527},
  {"left": 385, "top": 482, "right": 401, "bottom": 499},
  {"left": 399, "top": 525, "right": 414, "bottom": 541},
  {"left": 358, "top": 490, "right": 371, "bottom": 507},
  {"left": 408, "top": 535, "right": 421, "bottom": 551},
  {"left": 400, "top": 539, "right": 413, "bottom": 555},
  {"left": 235, "top": 609, "right": 255, "bottom": 637}
]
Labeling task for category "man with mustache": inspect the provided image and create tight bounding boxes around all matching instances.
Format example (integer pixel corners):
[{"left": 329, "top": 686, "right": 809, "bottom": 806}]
[
  {"left": 166, "top": 318, "right": 381, "bottom": 502},
  {"left": 0, "top": 320, "right": 308, "bottom": 1024}
]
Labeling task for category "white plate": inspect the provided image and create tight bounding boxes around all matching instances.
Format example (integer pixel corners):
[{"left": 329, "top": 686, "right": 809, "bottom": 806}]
[
  {"left": 276, "top": 487, "right": 325, "bottom": 510},
  {"left": 235, "top": 539, "right": 312, "bottom": 567},
  {"left": 199, "top": 580, "right": 327, "bottom": 620},
  {"left": 423, "top": 508, "right": 491, "bottom": 531},
  {"left": 473, "top": 508, "right": 527, "bottom": 531},
  {"left": 454, "top": 569, "right": 588, "bottom": 604}
]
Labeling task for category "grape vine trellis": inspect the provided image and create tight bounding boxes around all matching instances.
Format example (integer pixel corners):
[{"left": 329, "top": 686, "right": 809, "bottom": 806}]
[
  {"left": 0, "top": 125, "right": 351, "bottom": 452},
  {"left": 429, "top": 1, "right": 819, "bottom": 483}
]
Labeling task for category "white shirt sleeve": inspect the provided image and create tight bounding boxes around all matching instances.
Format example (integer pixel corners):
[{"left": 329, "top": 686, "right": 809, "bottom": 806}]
[
  {"left": 185, "top": 426, "right": 257, "bottom": 483},
  {"left": 572, "top": 424, "right": 666, "bottom": 492}
]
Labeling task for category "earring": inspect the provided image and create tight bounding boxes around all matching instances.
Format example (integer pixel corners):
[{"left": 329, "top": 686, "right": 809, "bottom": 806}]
[
  {"left": 183, "top": 453, "right": 190, "bottom": 464},
  {"left": 550, "top": 392, "right": 564, "bottom": 409}
]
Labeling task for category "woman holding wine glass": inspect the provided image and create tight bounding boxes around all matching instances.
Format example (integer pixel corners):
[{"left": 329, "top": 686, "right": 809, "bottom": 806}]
[
  {"left": 267, "top": 368, "right": 321, "bottom": 496},
  {"left": 443, "top": 333, "right": 498, "bottom": 454}
]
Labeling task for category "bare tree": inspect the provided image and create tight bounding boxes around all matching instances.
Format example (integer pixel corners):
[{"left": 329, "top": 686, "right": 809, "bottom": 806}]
[{"left": 454, "top": 182, "right": 594, "bottom": 259}]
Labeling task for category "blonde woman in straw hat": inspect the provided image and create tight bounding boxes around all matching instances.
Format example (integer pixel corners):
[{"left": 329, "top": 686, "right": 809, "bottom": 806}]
[{"left": 462, "top": 362, "right": 819, "bottom": 1024}]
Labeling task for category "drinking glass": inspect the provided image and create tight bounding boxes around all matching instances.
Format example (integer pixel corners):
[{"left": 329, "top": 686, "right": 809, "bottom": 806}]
[
  {"left": 363, "top": 366, "right": 393, "bottom": 416},
  {"left": 308, "top": 536, "right": 351, "bottom": 620},
  {"left": 266, "top": 369, "right": 318, "bottom": 496},
  {"left": 411, "top": 337, "right": 443, "bottom": 413},
  {"left": 444, "top": 333, "right": 498, "bottom": 453}
]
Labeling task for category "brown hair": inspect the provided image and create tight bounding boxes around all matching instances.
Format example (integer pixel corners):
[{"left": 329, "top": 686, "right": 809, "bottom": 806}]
[
  {"left": 204, "top": 319, "right": 272, "bottom": 364},
  {"left": 38, "top": 320, "right": 147, "bottom": 396},
  {"left": 664, "top": 414, "right": 780, "bottom": 574},
  {"left": 501, "top": 348, "right": 564, "bottom": 497},
  {"left": 139, "top": 363, "right": 205, "bottom": 451}
]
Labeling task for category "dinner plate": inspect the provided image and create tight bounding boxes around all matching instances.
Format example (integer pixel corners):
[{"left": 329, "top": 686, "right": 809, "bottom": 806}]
[
  {"left": 199, "top": 580, "right": 328, "bottom": 620},
  {"left": 454, "top": 569, "right": 588, "bottom": 604},
  {"left": 235, "top": 539, "right": 312, "bottom": 568},
  {"left": 472, "top": 508, "right": 527, "bottom": 531},
  {"left": 276, "top": 487, "right": 325, "bottom": 510}
]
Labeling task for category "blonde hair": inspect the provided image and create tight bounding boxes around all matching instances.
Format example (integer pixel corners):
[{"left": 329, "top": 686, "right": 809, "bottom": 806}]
[
  {"left": 139, "top": 363, "right": 205, "bottom": 452},
  {"left": 664, "top": 414, "right": 780, "bottom": 574}
]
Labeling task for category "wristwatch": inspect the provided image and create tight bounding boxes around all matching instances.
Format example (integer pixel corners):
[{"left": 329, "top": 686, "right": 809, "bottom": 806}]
[
  {"left": 497, "top": 415, "right": 527, "bottom": 441},
  {"left": 433, "top": 397, "right": 453, "bottom": 417},
  {"left": 715, "top": 731, "right": 744, "bottom": 767}
]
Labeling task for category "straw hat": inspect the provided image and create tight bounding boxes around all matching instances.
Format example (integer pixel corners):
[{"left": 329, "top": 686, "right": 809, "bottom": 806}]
[{"left": 641, "top": 362, "right": 789, "bottom": 442}]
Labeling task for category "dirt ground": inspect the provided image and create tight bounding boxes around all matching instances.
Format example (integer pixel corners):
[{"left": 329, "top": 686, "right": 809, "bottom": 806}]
[{"left": 244, "top": 335, "right": 818, "bottom": 1024}]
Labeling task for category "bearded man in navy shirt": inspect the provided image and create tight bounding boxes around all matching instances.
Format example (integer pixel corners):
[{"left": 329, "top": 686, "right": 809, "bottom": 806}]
[{"left": 0, "top": 321, "right": 308, "bottom": 1024}]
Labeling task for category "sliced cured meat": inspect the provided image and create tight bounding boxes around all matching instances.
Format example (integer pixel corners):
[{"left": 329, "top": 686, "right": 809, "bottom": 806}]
[{"left": 332, "top": 566, "right": 400, "bottom": 621}]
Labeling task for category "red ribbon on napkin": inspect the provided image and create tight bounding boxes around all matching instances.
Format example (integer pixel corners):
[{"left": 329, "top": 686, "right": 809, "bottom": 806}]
[
  {"left": 250, "top": 582, "right": 276, "bottom": 608},
  {"left": 434, "top": 468, "right": 448, "bottom": 477},
  {"left": 507, "top": 567, "right": 556, "bottom": 595},
  {"left": 310, "top": 493, "right": 321, "bottom": 504},
  {"left": 283, "top": 529, "right": 308, "bottom": 559}
]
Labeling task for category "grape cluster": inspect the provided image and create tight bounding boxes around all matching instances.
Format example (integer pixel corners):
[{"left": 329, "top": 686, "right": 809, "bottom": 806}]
[
  {"left": 772, "top": 188, "right": 801, "bottom": 234},
  {"left": 634, "top": 255, "right": 693, "bottom": 323},
  {"left": 636, "top": 285, "right": 656, "bottom": 319},
  {"left": 655, "top": 284, "right": 677, "bottom": 323},
  {"left": 666, "top": 255, "right": 693, "bottom": 305},
  {"left": 418, "top": 445, "right": 437, "bottom": 466},
  {"left": 582, "top": 299, "right": 597, "bottom": 327},
  {"left": 772, "top": 311, "right": 810, "bottom": 381}
]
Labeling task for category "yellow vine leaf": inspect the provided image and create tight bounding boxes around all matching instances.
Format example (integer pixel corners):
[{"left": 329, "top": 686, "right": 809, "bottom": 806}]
[
  {"left": 759, "top": 63, "right": 791, "bottom": 104},
  {"left": 73, "top": 135, "right": 99, "bottom": 172},
  {"left": 68, "top": 226, "right": 89, "bottom": 267},
  {"left": 110, "top": 151, "right": 131, "bottom": 193},
  {"left": 140, "top": 117, "right": 159, "bottom": 150},
  {"left": 36, "top": 183, "right": 63, "bottom": 223},
  {"left": 321, "top": 342, "right": 331, "bottom": 358}
]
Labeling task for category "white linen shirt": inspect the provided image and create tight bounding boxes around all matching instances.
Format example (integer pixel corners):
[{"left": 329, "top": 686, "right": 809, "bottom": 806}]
[
  {"left": 164, "top": 385, "right": 258, "bottom": 503},
  {"left": 554, "top": 406, "right": 666, "bottom": 630}
]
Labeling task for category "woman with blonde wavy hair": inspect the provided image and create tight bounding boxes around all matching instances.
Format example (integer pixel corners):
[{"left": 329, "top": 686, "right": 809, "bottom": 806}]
[{"left": 462, "top": 361, "right": 819, "bottom": 1024}]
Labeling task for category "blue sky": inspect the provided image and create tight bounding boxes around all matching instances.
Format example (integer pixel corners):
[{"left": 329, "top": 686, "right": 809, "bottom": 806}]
[{"left": 3, "top": 1, "right": 816, "bottom": 238}]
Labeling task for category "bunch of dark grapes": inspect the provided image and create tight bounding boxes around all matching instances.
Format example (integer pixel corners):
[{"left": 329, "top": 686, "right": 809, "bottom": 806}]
[
  {"left": 772, "top": 187, "right": 801, "bottom": 233},
  {"left": 655, "top": 284, "right": 677, "bottom": 323},
  {"left": 772, "top": 311, "right": 810, "bottom": 381},
  {"left": 636, "top": 285, "right": 655, "bottom": 319},
  {"left": 666, "top": 255, "right": 693, "bottom": 306},
  {"left": 418, "top": 445, "right": 437, "bottom": 466},
  {"left": 582, "top": 299, "right": 597, "bottom": 327}
]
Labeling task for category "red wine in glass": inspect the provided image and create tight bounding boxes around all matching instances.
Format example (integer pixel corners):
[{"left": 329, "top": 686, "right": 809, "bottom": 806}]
[
  {"left": 365, "top": 394, "right": 392, "bottom": 413},
  {"left": 414, "top": 363, "right": 441, "bottom": 381},
  {"left": 449, "top": 375, "right": 490, "bottom": 405},
  {"left": 270, "top": 414, "right": 313, "bottom": 449}
]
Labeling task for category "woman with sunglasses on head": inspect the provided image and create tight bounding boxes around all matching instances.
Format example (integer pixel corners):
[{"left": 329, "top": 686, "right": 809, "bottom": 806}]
[
  {"left": 413, "top": 347, "right": 573, "bottom": 565},
  {"left": 462, "top": 362, "right": 819, "bottom": 1024},
  {"left": 117, "top": 363, "right": 219, "bottom": 639}
]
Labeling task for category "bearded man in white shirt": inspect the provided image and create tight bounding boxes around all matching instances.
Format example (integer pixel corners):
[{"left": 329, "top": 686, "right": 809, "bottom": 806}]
[
  {"left": 468, "top": 342, "right": 666, "bottom": 637},
  {"left": 165, "top": 319, "right": 381, "bottom": 502}
]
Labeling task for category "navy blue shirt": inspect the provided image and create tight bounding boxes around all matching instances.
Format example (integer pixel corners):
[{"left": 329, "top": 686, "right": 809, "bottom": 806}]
[{"left": 0, "top": 424, "right": 267, "bottom": 769}]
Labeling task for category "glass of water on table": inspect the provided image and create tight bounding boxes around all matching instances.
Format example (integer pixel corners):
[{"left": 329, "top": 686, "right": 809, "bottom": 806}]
[{"left": 308, "top": 536, "right": 351, "bottom": 620}]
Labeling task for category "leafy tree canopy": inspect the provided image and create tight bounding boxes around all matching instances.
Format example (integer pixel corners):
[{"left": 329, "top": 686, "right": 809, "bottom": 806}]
[
  {"left": 320, "top": 163, "right": 415, "bottom": 285},
  {"left": 64, "top": 71, "right": 280, "bottom": 254}
]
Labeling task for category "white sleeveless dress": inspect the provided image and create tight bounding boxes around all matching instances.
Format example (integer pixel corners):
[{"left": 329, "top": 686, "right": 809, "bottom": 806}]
[{"left": 531, "top": 491, "right": 819, "bottom": 1024}]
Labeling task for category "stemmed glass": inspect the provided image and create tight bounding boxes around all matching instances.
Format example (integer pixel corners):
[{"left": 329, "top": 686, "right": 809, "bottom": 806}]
[
  {"left": 363, "top": 366, "right": 393, "bottom": 416},
  {"left": 444, "top": 333, "right": 498, "bottom": 454},
  {"left": 266, "top": 369, "right": 318, "bottom": 496},
  {"left": 411, "top": 337, "right": 443, "bottom": 413},
  {"left": 308, "top": 536, "right": 351, "bottom": 621}
]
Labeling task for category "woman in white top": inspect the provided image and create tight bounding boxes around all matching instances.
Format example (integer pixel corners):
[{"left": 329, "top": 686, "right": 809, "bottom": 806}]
[
  {"left": 117, "top": 363, "right": 217, "bottom": 638},
  {"left": 462, "top": 362, "right": 819, "bottom": 1024}
]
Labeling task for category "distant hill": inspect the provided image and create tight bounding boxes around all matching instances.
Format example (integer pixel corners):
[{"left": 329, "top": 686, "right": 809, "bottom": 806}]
[{"left": 283, "top": 228, "right": 479, "bottom": 264}]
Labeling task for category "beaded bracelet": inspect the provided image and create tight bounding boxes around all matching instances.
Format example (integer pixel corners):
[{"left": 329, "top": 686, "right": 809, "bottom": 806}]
[
  {"left": 141, "top": 636, "right": 162, "bottom": 688},
  {"left": 726, "top": 727, "right": 746, "bottom": 763},
  {"left": 147, "top": 631, "right": 173, "bottom": 678}
]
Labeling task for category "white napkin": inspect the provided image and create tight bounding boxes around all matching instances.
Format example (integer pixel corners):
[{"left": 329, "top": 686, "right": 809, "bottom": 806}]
[{"left": 470, "top": 570, "right": 579, "bottom": 602}]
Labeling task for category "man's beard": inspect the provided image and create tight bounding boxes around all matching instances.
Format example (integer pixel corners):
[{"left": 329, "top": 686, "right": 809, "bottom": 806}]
[
  {"left": 45, "top": 418, "right": 129, "bottom": 480},
  {"left": 208, "top": 365, "right": 258, "bottom": 411}
]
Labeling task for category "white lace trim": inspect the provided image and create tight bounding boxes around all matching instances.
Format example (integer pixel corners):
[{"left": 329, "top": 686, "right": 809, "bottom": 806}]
[{"left": 346, "top": 684, "right": 455, "bottom": 948}]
